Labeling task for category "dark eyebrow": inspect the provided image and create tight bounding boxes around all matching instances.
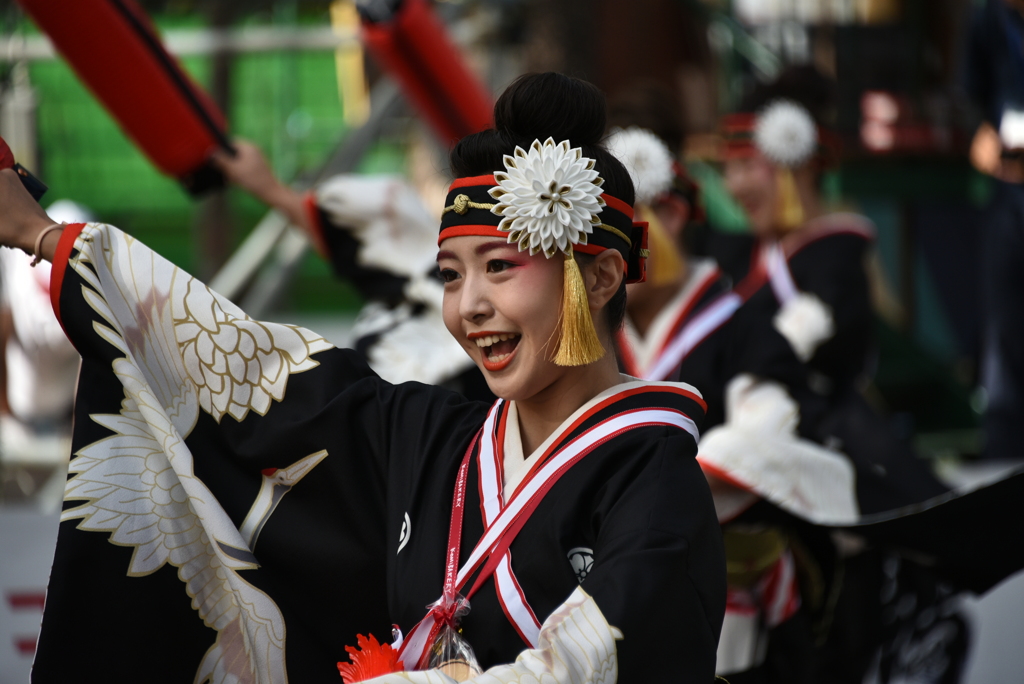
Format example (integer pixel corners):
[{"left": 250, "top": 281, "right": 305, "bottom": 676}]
[
  {"left": 475, "top": 240, "right": 515, "bottom": 256},
  {"left": 437, "top": 241, "right": 515, "bottom": 262}
]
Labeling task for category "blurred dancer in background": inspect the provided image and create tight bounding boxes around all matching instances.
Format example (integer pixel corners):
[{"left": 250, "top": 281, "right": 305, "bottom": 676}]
[
  {"left": 607, "top": 71, "right": 978, "bottom": 683},
  {"left": 709, "top": 66, "right": 974, "bottom": 684},
  {"left": 606, "top": 105, "right": 854, "bottom": 683},
  {"left": 710, "top": 66, "right": 947, "bottom": 514},
  {"left": 715, "top": 66, "right": 872, "bottom": 401},
  {"left": 964, "top": 0, "right": 1024, "bottom": 462}
]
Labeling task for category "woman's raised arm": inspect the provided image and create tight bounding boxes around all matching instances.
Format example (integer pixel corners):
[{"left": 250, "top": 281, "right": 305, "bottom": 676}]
[{"left": 0, "top": 167, "right": 65, "bottom": 263}]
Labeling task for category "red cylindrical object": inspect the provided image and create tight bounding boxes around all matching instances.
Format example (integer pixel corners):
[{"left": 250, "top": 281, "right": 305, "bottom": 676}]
[
  {"left": 361, "top": 0, "right": 492, "bottom": 145},
  {"left": 0, "top": 137, "right": 15, "bottom": 170},
  {"left": 16, "top": 0, "right": 228, "bottom": 189}
]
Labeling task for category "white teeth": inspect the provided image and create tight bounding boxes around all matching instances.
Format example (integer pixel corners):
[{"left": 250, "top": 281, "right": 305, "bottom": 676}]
[
  {"left": 488, "top": 352, "right": 510, "bottom": 362},
  {"left": 473, "top": 333, "right": 518, "bottom": 348}
]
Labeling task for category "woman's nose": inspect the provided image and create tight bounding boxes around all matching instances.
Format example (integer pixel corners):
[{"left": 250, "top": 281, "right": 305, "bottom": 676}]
[{"left": 459, "top": 274, "right": 493, "bottom": 323}]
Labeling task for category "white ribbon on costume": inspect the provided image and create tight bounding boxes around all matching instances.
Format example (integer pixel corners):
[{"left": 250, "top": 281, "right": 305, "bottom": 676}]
[
  {"left": 645, "top": 292, "right": 744, "bottom": 382},
  {"left": 477, "top": 402, "right": 542, "bottom": 647},
  {"left": 764, "top": 242, "right": 799, "bottom": 305}
]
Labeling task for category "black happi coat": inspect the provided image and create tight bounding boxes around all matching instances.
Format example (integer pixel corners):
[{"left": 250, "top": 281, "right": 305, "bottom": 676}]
[
  {"left": 699, "top": 217, "right": 874, "bottom": 397},
  {"left": 34, "top": 223, "right": 725, "bottom": 683},
  {"left": 618, "top": 266, "right": 820, "bottom": 434},
  {"left": 745, "top": 232, "right": 873, "bottom": 396}
]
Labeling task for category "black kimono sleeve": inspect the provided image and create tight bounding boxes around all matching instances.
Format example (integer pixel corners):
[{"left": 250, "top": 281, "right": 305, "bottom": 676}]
[
  {"left": 34, "top": 222, "right": 481, "bottom": 684},
  {"left": 583, "top": 432, "right": 726, "bottom": 683},
  {"left": 311, "top": 199, "right": 411, "bottom": 306}
]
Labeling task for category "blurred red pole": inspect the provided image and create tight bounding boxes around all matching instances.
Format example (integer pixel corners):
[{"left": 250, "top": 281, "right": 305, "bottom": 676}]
[
  {"left": 360, "top": 0, "right": 493, "bottom": 145},
  {"left": 15, "top": 0, "right": 230, "bottom": 193}
]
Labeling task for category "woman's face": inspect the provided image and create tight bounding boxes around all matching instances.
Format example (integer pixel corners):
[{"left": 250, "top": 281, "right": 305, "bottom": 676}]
[
  {"left": 438, "top": 235, "right": 567, "bottom": 401},
  {"left": 723, "top": 153, "right": 778, "bottom": 237}
]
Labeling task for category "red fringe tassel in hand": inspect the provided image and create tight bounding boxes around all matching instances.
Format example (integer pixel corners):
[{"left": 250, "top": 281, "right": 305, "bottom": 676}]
[{"left": 337, "top": 634, "right": 404, "bottom": 683}]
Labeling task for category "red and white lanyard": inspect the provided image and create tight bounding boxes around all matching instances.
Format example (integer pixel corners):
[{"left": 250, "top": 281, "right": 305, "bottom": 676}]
[{"left": 397, "top": 399, "right": 700, "bottom": 670}]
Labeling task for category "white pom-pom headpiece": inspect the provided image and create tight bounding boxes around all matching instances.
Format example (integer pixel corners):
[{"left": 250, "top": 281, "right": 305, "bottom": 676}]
[
  {"left": 754, "top": 100, "right": 818, "bottom": 168},
  {"left": 605, "top": 127, "right": 675, "bottom": 206},
  {"left": 489, "top": 137, "right": 606, "bottom": 258}
]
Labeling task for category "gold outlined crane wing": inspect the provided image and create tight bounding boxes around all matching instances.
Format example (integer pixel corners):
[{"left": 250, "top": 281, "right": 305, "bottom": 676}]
[{"left": 60, "top": 224, "right": 333, "bottom": 683}]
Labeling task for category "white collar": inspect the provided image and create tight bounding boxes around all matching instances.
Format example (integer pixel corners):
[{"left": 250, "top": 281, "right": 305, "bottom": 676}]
[
  {"left": 501, "top": 375, "right": 663, "bottom": 502},
  {"left": 622, "top": 258, "right": 718, "bottom": 375}
]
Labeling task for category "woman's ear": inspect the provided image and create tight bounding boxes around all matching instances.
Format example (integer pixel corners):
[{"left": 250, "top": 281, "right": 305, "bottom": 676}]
[{"left": 585, "top": 250, "right": 626, "bottom": 310}]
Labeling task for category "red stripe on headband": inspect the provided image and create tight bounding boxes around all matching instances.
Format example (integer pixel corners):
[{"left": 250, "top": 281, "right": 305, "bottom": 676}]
[
  {"left": 448, "top": 174, "right": 497, "bottom": 191},
  {"left": 572, "top": 243, "right": 606, "bottom": 256},
  {"left": 721, "top": 139, "right": 759, "bottom": 160},
  {"left": 601, "top": 194, "right": 633, "bottom": 218},
  {"left": 438, "top": 225, "right": 506, "bottom": 244},
  {"left": 437, "top": 226, "right": 612, "bottom": 256}
]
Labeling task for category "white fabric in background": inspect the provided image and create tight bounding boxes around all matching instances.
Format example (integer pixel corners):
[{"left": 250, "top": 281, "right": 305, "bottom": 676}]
[
  {"left": 698, "top": 374, "right": 859, "bottom": 525},
  {"left": 0, "top": 247, "right": 78, "bottom": 423}
]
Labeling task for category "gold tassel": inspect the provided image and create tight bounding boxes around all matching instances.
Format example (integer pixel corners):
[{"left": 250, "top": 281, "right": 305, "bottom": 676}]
[
  {"left": 639, "top": 205, "right": 685, "bottom": 287},
  {"left": 552, "top": 250, "right": 606, "bottom": 366},
  {"left": 775, "top": 168, "right": 805, "bottom": 232}
]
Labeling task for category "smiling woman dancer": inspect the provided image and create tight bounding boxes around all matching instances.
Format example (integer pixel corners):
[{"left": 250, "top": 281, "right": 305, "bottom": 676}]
[{"left": 12, "top": 73, "right": 724, "bottom": 684}]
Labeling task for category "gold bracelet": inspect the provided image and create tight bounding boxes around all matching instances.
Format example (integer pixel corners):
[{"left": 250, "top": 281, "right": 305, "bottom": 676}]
[{"left": 30, "top": 222, "right": 66, "bottom": 267}]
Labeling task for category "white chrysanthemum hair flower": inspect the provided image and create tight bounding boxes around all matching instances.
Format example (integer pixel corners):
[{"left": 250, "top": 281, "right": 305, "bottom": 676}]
[
  {"left": 605, "top": 126, "right": 675, "bottom": 206},
  {"left": 489, "top": 138, "right": 605, "bottom": 257},
  {"left": 754, "top": 100, "right": 818, "bottom": 168}
]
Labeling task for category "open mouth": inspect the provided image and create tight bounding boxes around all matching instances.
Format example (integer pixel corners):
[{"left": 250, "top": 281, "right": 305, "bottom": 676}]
[{"left": 471, "top": 332, "right": 521, "bottom": 371}]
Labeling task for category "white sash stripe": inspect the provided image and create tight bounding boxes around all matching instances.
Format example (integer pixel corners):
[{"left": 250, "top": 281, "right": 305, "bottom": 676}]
[
  {"left": 765, "top": 243, "right": 799, "bottom": 305},
  {"left": 645, "top": 293, "right": 743, "bottom": 382},
  {"left": 477, "top": 401, "right": 541, "bottom": 646},
  {"left": 479, "top": 404, "right": 503, "bottom": 524},
  {"left": 765, "top": 550, "right": 795, "bottom": 626},
  {"left": 495, "top": 552, "right": 542, "bottom": 645},
  {"left": 456, "top": 408, "right": 699, "bottom": 587}
]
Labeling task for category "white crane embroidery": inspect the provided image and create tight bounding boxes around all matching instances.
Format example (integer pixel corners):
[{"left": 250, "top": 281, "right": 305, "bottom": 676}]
[{"left": 60, "top": 225, "right": 332, "bottom": 684}]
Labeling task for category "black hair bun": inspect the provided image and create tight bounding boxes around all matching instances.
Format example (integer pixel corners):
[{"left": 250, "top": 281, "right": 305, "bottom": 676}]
[
  {"left": 450, "top": 72, "right": 634, "bottom": 205},
  {"left": 493, "top": 73, "right": 606, "bottom": 148}
]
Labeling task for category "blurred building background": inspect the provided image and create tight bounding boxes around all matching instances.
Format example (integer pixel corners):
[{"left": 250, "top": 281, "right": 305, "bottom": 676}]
[{"left": 0, "top": 0, "right": 1019, "bottom": 681}]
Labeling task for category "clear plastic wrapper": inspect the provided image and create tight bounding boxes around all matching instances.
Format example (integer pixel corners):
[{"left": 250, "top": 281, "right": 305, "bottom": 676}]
[{"left": 425, "top": 594, "right": 482, "bottom": 681}]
